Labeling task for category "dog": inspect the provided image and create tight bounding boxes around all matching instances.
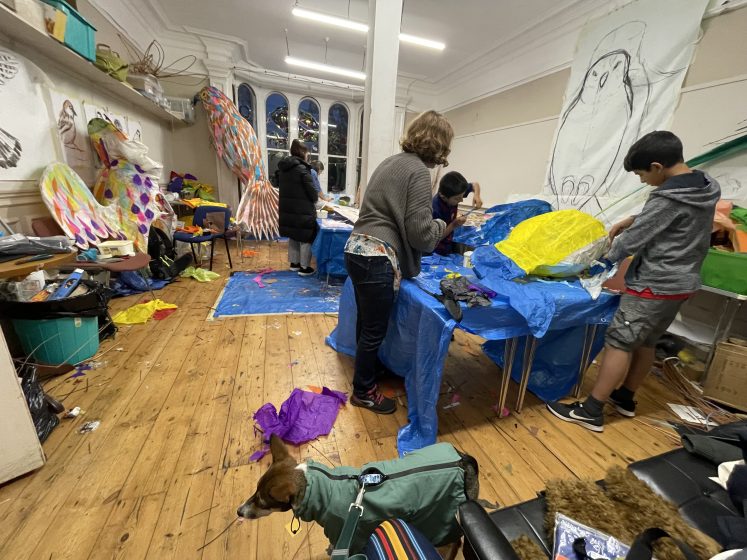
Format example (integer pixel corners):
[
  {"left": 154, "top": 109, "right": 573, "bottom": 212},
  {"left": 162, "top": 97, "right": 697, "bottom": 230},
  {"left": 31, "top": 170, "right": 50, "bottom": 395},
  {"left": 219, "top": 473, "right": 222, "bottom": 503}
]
[{"left": 238, "top": 435, "right": 479, "bottom": 558}]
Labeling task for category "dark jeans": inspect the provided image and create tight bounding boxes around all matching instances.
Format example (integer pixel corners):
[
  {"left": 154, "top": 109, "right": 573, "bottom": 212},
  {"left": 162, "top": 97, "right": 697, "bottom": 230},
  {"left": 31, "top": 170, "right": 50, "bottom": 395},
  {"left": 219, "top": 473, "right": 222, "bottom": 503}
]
[{"left": 345, "top": 253, "right": 395, "bottom": 396}]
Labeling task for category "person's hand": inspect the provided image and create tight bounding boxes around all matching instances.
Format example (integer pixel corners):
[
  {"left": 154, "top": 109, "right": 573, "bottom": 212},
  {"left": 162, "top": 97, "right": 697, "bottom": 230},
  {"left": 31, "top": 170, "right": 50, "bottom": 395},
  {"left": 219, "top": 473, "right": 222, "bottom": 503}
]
[
  {"left": 454, "top": 215, "right": 468, "bottom": 228},
  {"left": 588, "top": 257, "right": 613, "bottom": 276},
  {"left": 609, "top": 216, "right": 635, "bottom": 240},
  {"left": 472, "top": 195, "right": 483, "bottom": 210}
]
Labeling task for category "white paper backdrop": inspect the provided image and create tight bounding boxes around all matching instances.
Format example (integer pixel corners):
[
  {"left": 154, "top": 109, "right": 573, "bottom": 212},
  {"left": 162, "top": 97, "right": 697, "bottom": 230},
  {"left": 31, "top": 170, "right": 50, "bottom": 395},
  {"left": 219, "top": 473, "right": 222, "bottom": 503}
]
[{"left": 543, "top": 0, "right": 710, "bottom": 223}]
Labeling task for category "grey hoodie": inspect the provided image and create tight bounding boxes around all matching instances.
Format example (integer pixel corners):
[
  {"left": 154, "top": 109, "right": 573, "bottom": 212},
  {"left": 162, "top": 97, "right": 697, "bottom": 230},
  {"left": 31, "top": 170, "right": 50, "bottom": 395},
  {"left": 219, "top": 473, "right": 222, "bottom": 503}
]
[{"left": 607, "top": 170, "right": 720, "bottom": 295}]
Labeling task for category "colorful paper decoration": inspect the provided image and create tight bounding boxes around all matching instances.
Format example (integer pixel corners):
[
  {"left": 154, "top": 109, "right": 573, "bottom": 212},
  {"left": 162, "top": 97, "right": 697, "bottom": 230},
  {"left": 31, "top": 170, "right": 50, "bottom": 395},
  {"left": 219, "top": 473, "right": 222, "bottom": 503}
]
[
  {"left": 88, "top": 118, "right": 166, "bottom": 251},
  {"left": 39, "top": 162, "right": 122, "bottom": 249},
  {"left": 198, "top": 86, "right": 279, "bottom": 240}
]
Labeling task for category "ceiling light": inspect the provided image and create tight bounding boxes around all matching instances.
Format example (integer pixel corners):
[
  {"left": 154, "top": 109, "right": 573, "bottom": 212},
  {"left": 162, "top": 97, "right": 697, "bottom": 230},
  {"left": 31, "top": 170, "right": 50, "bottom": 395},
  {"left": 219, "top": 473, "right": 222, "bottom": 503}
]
[
  {"left": 292, "top": 7, "right": 368, "bottom": 33},
  {"left": 285, "top": 56, "right": 366, "bottom": 80},
  {"left": 398, "top": 33, "right": 445, "bottom": 51},
  {"left": 291, "top": 7, "right": 445, "bottom": 50}
]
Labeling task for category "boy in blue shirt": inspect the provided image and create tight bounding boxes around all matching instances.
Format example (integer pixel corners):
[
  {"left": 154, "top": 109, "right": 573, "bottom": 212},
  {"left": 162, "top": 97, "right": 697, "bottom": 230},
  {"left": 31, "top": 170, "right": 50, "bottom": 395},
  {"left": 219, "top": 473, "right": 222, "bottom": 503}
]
[{"left": 432, "top": 171, "right": 482, "bottom": 255}]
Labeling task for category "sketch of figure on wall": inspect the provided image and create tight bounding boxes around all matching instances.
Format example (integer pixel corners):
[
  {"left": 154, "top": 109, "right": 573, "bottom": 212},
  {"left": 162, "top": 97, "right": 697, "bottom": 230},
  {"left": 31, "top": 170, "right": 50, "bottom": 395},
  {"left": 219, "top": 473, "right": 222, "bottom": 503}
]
[
  {"left": 549, "top": 21, "right": 650, "bottom": 213},
  {"left": 0, "top": 52, "right": 21, "bottom": 169}
]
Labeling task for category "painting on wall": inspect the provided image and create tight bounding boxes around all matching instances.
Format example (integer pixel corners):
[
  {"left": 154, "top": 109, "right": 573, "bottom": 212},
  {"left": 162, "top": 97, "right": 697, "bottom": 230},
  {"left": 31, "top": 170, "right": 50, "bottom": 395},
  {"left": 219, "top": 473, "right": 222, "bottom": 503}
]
[
  {"left": 543, "top": 0, "right": 710, "bottom": 223},
  {"left": 0, "top": 48, "right": 56, "bottom": 179},
  {"left": 50, "top": 90, "right": 94, "bottom": 183},
  {"left": 127, "top": 118, "right": 143, "bottom": 143}
]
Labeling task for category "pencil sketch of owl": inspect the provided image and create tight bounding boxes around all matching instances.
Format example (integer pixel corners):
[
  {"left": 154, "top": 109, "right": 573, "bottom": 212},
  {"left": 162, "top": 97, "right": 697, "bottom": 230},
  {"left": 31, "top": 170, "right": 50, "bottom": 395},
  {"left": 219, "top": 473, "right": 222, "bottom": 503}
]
[
  {"left": 58, "top": 99, "right": 83, "bottom": 152},
  {"left": 550, "top": 49, "right": 633, "bottom": 205}
]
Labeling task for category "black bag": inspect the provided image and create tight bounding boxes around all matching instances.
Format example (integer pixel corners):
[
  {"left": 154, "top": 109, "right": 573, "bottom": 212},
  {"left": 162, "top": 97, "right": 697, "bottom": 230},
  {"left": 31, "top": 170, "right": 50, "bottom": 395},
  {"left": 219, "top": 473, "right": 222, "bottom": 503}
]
[
  {"left": 148, "top": 226, "right": 192, "bottom": 280},
  {"left": 19, "top": 364, "right": 59, "bottom": 443}
]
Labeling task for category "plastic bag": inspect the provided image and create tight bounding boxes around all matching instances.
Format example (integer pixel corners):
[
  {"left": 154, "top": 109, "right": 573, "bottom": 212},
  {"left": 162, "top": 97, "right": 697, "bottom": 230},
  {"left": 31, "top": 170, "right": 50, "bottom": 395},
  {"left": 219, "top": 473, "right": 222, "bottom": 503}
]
[
  {"left": 495, "top": 209, "right": 608, "bottom": 277},
  {"left": 0, "top": 233, "right": 74, "bottom": 256},
  {"left": 19, "top": 364, "right": 59, "bottom": 443}
]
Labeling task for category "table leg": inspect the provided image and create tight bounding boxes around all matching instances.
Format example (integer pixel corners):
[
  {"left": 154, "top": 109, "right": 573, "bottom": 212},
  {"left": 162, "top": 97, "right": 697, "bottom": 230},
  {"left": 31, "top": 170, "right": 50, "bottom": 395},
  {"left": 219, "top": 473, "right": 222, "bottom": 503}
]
[
  {"left": 573, "top": 324, "right": 598, "bottom": 398},
  {"left": 703, "top": 299, "right": 743, "bottom": 383},
  {"left": 497, "top": 337, "right": 517, "bottom": 417},
  {"left": 516, "top": 335, "right": 538, "bottom": 412}
]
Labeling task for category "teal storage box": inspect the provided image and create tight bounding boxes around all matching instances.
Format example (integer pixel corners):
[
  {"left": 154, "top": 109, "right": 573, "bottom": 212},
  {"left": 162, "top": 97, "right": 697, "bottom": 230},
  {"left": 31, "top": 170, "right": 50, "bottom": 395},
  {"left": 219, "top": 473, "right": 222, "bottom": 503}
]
[
  {"left": 41, "top": 0, "right": 96, "bottom": 62},
  {"left": 12, "top": 316, "right": 99, "bottom": 365},
  {"left": 701, "top": 248, "right": 747, "bottom": 295}
]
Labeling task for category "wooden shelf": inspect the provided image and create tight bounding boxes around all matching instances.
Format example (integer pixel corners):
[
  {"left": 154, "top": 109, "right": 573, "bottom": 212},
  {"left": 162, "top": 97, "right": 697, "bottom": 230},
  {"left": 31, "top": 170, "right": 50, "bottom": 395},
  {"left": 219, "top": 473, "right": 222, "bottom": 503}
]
[{"left": 0, "top": 5, "right": 187, "bottom": 126}]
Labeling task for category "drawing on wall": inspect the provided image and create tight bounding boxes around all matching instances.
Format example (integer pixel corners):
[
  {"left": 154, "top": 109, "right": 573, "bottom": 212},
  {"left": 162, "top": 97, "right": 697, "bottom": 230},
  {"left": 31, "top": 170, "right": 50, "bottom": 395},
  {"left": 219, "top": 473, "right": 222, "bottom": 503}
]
[
  {"left": 0, "top": 52, "right": 21, "bottom": 169},
  {"left": 127, "top": 118, "right": 143, "bottom": 142},
  {"left": 0, "top": 47, "right": 56, "bottom": 179},
  {"left": 549, "top": 22, "right": 649, "bottom": 208},
  {"left": 543, "top": 0, "right": 709, "bottom": 222}
]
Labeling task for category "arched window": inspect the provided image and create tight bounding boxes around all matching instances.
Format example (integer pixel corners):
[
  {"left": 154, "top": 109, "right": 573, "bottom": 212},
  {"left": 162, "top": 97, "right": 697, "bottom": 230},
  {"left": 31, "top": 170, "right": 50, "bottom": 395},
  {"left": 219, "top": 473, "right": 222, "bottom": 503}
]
[
  {"left": 327, "top": 103, "right": 349, "bottom": 193},
  {"left": 297, "top": 97, "right": 320, "bottom": 155},
  {"left": 237, "top": 83, "right": 256, "bottom": 130},
  {"left": 266, "top": 92, "right": 289, "bottom": 186}
]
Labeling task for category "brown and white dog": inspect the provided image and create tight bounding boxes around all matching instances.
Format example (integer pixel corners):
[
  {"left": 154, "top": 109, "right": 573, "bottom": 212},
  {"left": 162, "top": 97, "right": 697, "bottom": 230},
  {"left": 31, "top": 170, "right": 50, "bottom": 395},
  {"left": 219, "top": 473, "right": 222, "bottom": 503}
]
[{"left": 237, "top": 435, "right": 480, "bottom": 558}]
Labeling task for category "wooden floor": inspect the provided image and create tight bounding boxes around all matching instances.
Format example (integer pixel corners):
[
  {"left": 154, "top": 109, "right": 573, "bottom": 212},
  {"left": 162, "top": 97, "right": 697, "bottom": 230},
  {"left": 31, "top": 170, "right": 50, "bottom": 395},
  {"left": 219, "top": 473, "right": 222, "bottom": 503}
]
[{"left": 0, "top": 241, "right": 684, "bottom": 560}]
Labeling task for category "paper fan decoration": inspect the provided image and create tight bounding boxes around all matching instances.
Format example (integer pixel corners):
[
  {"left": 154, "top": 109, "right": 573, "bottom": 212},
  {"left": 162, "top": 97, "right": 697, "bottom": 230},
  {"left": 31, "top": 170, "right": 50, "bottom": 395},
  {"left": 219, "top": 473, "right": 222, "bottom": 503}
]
[
  {"left": 39, "top": 162, "right": 122, "bottom": 249},
  {"left": 198, "top": 86, "right": 279, "bottom": 240}
]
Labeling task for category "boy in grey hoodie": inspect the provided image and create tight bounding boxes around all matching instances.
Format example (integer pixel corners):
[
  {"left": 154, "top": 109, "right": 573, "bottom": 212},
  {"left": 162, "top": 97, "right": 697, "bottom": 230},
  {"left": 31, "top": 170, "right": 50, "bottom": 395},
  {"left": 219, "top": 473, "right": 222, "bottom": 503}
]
[{"left": 548, "top": 131, "right": 720, "bottom": 432}]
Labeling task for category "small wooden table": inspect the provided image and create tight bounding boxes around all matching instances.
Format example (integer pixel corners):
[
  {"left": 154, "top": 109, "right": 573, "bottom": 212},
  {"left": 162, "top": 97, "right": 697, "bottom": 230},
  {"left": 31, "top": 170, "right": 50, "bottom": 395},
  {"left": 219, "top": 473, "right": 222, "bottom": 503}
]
[{"left": 0, "top": 252, "right": 76, "bottom": 280}]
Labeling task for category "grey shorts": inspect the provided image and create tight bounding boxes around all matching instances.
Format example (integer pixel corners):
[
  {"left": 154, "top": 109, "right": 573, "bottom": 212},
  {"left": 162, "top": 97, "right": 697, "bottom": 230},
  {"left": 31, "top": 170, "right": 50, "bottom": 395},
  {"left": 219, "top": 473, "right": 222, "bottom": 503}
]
[{"left": 605, "top": 294, "right": 686, "bottom": 352}]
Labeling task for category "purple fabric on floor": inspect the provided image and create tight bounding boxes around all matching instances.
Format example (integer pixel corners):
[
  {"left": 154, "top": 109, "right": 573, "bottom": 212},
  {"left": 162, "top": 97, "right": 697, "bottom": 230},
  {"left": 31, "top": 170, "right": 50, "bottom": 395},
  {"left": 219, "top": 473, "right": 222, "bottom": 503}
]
[{"left": 250, "top": 387, "right": 347, "bottom": 461}]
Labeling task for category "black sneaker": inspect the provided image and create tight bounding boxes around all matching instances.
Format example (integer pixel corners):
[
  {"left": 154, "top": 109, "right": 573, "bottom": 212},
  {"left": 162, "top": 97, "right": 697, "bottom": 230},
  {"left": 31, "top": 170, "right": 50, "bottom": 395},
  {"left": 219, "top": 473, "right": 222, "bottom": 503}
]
[
  {"left": 546, "top": 401, "right": 604, "bottom": 432},
  {"left": 351, "top": 386, "right": 396, "bottom": 415},
  {"left": 289, "top": 263, "right": 301, "bottom": 271},
  {"left": 298, "top": 267, "right": 315, "bottom": 276},
  {"left": 609, "top": 389, "right": 637, "bottom": 417}
]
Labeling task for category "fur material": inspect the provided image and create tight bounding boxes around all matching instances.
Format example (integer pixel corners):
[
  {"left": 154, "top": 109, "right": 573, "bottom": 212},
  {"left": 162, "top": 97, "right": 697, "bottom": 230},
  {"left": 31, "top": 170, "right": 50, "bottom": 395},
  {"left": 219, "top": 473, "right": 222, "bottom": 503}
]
[{"left": 511, "top": 467, "right": 721, "bottom": 560}]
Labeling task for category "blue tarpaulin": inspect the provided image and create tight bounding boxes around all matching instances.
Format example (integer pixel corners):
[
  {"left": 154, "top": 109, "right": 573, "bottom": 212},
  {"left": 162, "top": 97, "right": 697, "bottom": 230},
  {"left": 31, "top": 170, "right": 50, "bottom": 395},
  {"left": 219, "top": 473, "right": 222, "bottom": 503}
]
[
  {"left": 311, "top": 219, "right": 352, "bottom": 277},
  {"left": 213, "top": 271, "right": 341, "bottom": 317},
  {"left": 326, "top": 256, "right": 619, "bottom": 455},
  {"left": 453, "top": 199, "right": 552, "bottom": 247}
]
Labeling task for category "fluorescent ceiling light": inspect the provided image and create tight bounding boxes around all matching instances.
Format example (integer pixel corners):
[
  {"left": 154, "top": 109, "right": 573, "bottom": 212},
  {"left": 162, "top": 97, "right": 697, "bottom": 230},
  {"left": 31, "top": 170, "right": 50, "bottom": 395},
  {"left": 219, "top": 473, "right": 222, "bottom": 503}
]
[
  {"left": 285, "top": 56, "right": 366, "bottom": 80},
  {"left": 398, "top": 33, "right": 445, "bottom": 51},
  {"left": 291, "top": 7, "right": 445, "bottom": 50},
  {"left": 292, "top": 7, "right": 368, "bottom": 32}
]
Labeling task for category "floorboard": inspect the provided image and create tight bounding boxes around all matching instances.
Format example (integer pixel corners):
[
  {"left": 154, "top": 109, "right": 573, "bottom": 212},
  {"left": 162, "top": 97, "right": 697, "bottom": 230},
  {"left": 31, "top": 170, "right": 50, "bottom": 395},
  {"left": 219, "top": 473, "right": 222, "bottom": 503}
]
[{"left": 0, "top": 240, "right": 687, "bottom": 560}]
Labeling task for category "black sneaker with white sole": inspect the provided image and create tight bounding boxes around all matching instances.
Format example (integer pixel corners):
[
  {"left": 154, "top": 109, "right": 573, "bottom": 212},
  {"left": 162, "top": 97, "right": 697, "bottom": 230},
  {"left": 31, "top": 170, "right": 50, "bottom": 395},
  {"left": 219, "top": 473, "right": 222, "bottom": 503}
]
[
  {"left": 608, "top": 389, "right": 637, "bottom": 417},
  {"left": 298, "top": 266, "right": 315, "bottom": 276},
  {"left": 546, "top": 400, "right": 604, "bottom": 432},
  {"left": 350, "top": 386, "right": 396, "bottom": 415},
  {"left": 289, "top": 263, "right": 301, "bottom": 271}
]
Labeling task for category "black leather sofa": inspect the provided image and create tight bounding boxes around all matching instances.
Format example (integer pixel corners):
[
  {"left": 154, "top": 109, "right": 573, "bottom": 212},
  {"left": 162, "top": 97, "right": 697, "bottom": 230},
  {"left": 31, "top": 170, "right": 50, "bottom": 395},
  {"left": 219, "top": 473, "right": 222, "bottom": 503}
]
[{"left": 458, "top": 447, "right": 740, "bottom": 560}]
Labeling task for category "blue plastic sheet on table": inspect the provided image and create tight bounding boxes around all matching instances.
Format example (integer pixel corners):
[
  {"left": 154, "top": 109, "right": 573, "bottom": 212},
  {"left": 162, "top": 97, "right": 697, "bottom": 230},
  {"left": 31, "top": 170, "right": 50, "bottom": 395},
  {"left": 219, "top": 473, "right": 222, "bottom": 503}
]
[
  {"left": 453, "top": 199, "right": 552, "bottom": 247},
  {"left": 311, "top": 219, "right": 352, "bottom": 277},
  {"left": 327, "top": 257, "right": 619, "bottom": 456},
  {"left": 482, "top": 325, "right": 607, "bottom": 402},
  {"left": 212, "top": 270, "right": 341, "bottom": 317},
  {"left": 472, "top": 243, "right": 524, "bottom": 280},
  {"left": 111, "top": 270, "right": 169, "bottom": 297}
]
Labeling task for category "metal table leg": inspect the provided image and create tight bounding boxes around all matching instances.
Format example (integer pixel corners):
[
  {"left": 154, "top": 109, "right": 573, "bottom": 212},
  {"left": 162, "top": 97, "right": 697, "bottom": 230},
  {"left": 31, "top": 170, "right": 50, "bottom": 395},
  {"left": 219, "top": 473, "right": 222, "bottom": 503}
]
[
  {"left": 497, "top": 337, "right": 518, "bottom": 417},
  {"left": 516, "top": 335, "right": 538, "bottom": 412},
  {"left": 573, "top": 324, "right": 599, "bottom": 398}
]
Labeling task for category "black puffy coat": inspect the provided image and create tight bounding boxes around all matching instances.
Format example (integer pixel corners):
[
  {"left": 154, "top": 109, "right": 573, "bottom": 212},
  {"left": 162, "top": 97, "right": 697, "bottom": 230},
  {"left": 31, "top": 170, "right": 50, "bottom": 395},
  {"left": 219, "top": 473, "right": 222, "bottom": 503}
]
[{"left": 278, "top": 156, "right": 319, "bottom": 243}]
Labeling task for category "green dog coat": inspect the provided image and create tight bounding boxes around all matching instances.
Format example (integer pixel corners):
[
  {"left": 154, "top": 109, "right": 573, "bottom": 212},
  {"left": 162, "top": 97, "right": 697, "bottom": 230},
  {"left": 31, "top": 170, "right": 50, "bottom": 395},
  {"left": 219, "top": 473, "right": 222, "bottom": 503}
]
[{"left": 293, "top": 442, "right": 468, "bottom": 553}]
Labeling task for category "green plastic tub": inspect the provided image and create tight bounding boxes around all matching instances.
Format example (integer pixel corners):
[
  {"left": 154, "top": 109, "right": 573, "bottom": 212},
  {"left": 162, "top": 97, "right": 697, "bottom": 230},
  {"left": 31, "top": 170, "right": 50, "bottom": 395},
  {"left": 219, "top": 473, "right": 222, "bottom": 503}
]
[
  {"left": 701, "top": 248, "right": 747, "bottom": 295},
  {"left": 12, "top": 316, "right": 99, "bottom": 365}
]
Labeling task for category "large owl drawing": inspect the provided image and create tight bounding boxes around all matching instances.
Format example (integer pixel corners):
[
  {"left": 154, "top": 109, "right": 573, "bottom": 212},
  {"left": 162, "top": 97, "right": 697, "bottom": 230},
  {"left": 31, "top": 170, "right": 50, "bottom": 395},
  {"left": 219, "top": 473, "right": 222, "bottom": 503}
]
[{"left": 550, "top": 49, "right": 633, "bottom": 205}]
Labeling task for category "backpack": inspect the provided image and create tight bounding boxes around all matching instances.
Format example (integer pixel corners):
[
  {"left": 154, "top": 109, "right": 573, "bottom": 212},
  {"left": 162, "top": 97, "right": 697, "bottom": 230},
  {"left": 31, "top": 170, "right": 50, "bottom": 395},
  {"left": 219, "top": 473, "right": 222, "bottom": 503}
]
[{"left": 148, "top": 226, "right": 192, "bottom": 280}]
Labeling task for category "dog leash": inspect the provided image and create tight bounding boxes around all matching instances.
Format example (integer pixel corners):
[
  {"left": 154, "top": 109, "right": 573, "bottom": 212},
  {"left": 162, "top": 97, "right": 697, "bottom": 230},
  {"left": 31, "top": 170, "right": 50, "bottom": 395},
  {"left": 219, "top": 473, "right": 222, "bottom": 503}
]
[{"left": 330, "top": 469, "right": 387, "bottom": 560}]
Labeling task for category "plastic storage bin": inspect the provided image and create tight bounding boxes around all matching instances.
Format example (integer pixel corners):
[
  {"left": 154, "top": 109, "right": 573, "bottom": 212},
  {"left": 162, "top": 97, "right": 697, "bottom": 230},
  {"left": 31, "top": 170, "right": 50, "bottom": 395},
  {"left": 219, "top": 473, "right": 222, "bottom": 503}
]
[
  {"left": 40, "top": 0, "right": 95, "bottom": 61},
  {"left": 701, "top": 248, "right": 747, "bottom": 295},
  {"left": 12, "top": 316, "right": 98, "bottom": 365}
]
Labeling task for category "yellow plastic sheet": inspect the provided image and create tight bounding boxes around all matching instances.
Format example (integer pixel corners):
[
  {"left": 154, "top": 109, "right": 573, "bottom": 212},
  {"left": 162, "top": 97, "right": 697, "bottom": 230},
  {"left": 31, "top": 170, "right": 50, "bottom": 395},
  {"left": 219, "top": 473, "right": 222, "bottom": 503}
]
[
  {"left": 112, "top": 299, "right": 178, "bottom": 325},
  {"left": 495, "top": 209, "right": 607, "bottom": 275},
  {"left": 180, "top": 266, "right": 220, "bottom": 282}
]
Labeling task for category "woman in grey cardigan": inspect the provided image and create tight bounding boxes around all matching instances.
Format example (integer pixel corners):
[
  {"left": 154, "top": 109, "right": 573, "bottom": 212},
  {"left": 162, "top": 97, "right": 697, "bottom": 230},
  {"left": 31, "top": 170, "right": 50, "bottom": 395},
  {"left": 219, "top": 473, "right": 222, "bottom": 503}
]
[{"left": 344, "top": 110, "right": 453, "bottom": 414}]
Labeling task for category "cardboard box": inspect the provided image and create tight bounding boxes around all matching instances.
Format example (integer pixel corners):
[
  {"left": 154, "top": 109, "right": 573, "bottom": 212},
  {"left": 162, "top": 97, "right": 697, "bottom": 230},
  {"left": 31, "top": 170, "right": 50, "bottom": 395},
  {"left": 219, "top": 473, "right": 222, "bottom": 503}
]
[{"left": 704, "top": 340, "right": 747, "bottom": 412}]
